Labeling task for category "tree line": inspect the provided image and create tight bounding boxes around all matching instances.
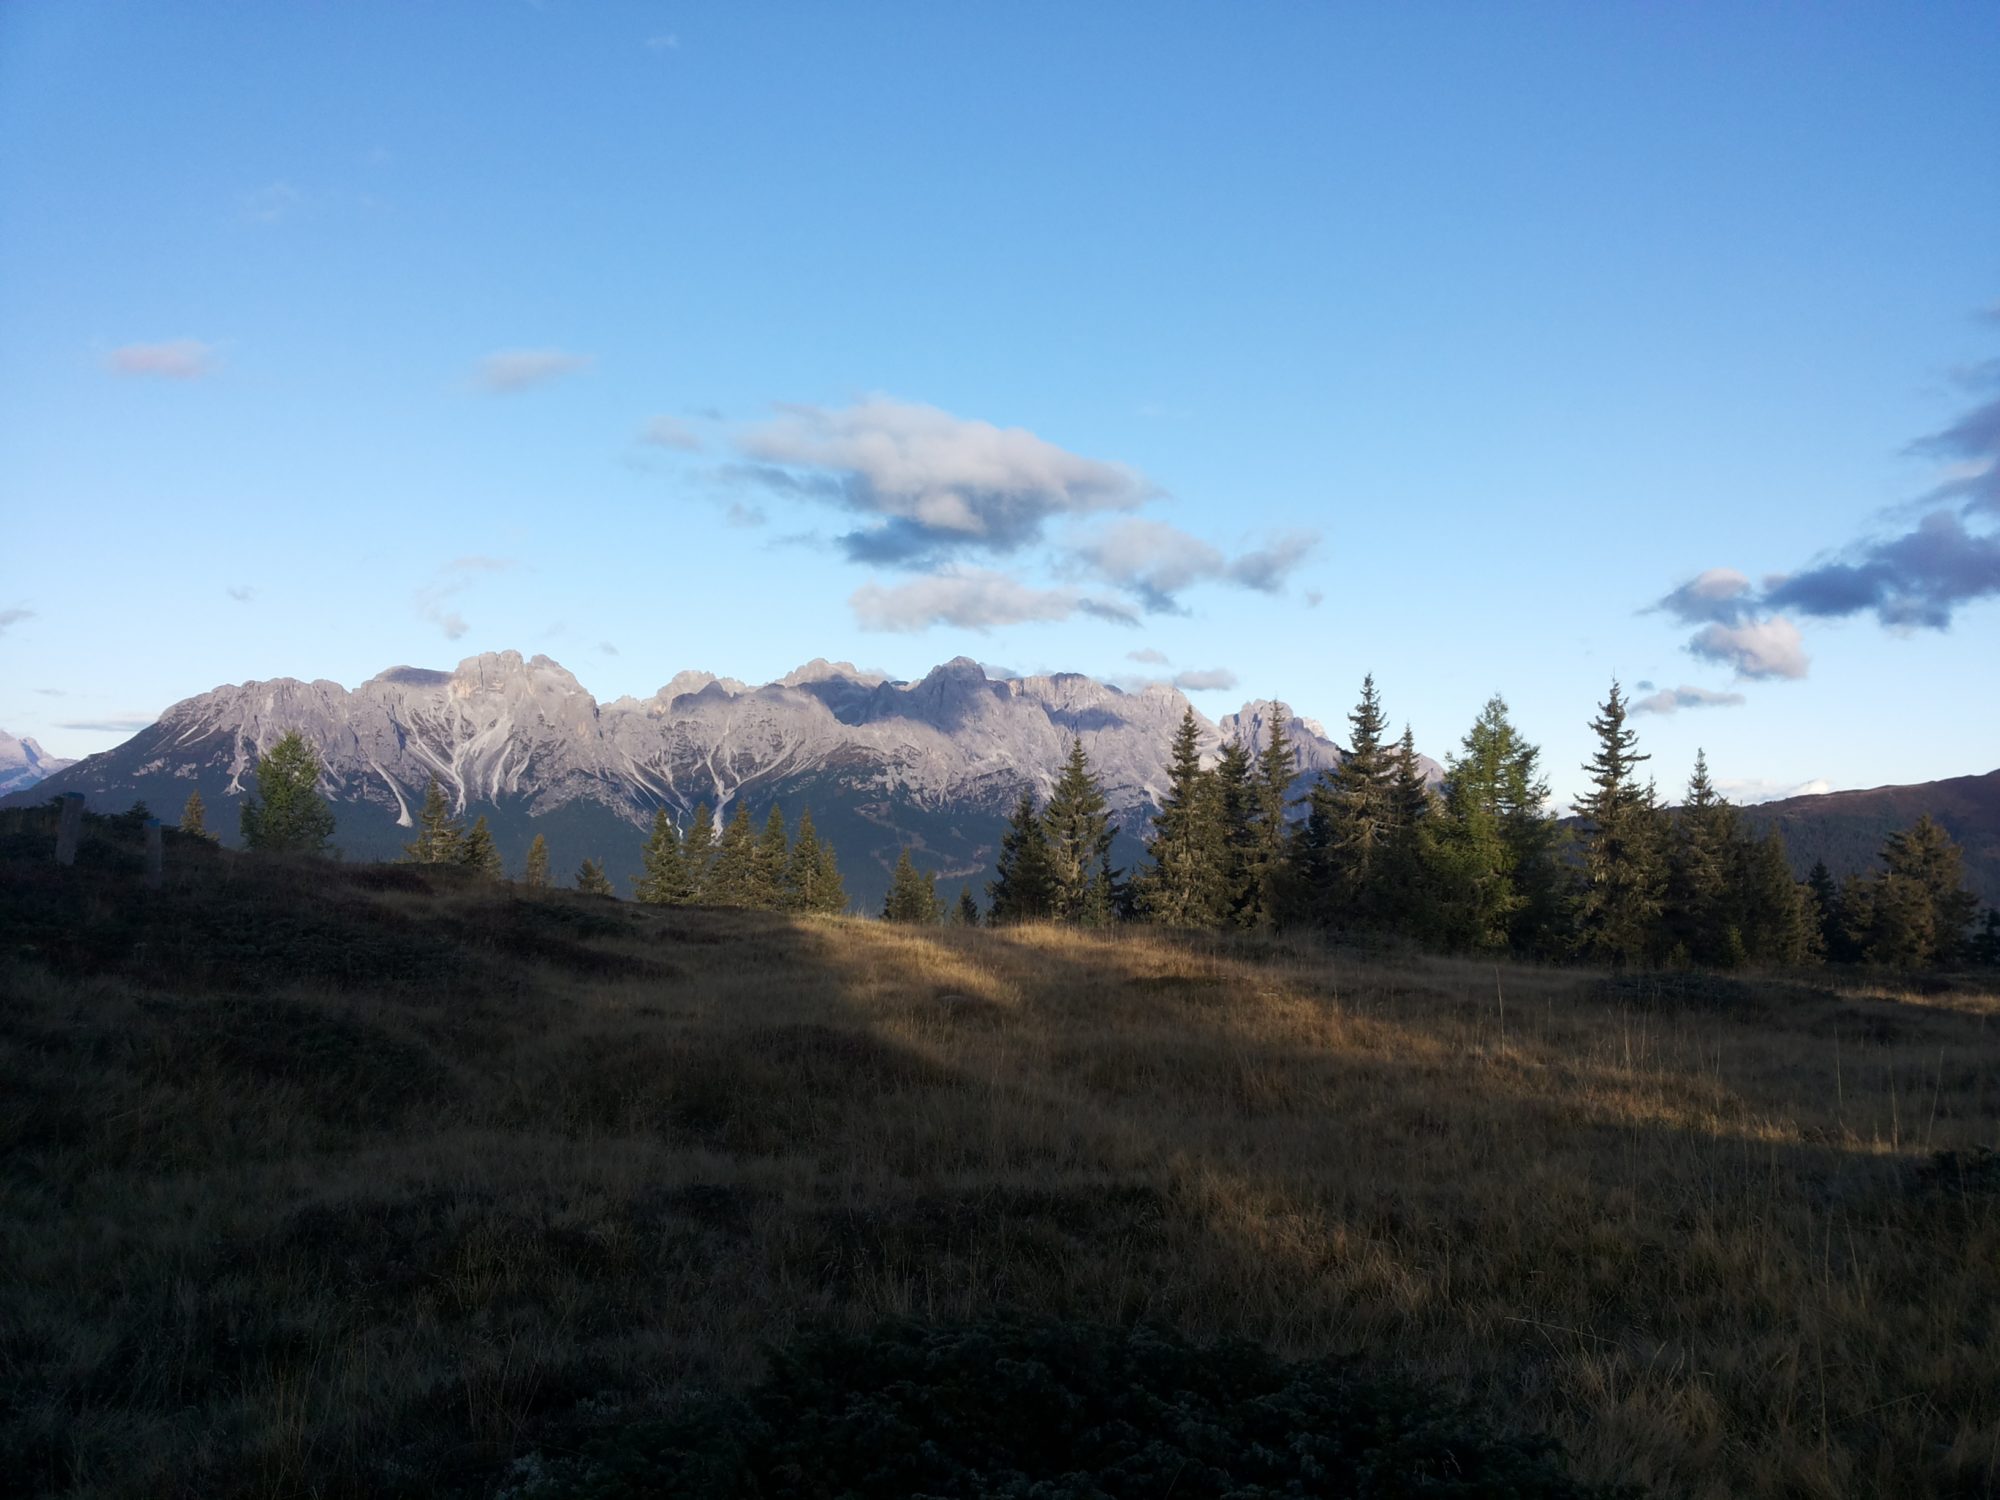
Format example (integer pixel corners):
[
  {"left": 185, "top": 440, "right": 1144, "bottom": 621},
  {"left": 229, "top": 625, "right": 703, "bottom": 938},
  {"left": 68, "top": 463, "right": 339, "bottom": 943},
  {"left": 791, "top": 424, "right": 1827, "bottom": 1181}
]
[{"left": 884, "top": 676, "right": 1992, "bottom": 970}]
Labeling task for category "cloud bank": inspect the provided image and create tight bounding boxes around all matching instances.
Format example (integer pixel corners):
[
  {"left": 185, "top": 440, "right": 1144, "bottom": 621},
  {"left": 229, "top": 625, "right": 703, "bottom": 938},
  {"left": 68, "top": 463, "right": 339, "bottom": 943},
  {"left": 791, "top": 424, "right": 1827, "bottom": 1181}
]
[
  {"left": 851, "top": 568, "right": 1137, "bottom": 634},
  {"left": 1631, "top": 684, "right": 1748, "bottom": 715}
]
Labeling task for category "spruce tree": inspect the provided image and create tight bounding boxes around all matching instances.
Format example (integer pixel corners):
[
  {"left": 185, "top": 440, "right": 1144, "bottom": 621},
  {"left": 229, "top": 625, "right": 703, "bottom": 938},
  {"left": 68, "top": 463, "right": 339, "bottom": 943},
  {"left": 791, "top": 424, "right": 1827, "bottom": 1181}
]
[
  {"left": 179, "top": 789, "right": 215, "bottom": 842},
  {"left": 523, "top": 832, "right": 551, "bottom": 889},
  {"left": 1805, "top": 858, "right": 1848, "bottom": 961},
  {"left": 458, "top": 815, "right": 504, "bottom": 879},
  {"left": 1572, "top": 681, "right": 1665, "bottom": 965},
  {"left": 1210, "top": 740, "right": 1260, "bottom": 927},
  {"left": 1969, "top": 909, "right": 2000, "bottom": 968},
  {"left": 988, "top": 789, "right": 1056, "bottom": 923},
  {"left": 238, "top": 731, "right": 336, "bottom": 855},
  {"left": 707, "top": 804, "right": 757, "bottom": 906},
  {"left": 1434, "top": 696, "right": 1558, "bottom": 952},
  {"left": 575, "top": 857, "right": 615, "bottom": 896},
  {"left": 1302, "top": 677, "right": 1395, "bottom": 928},
  {"left": 1379, "top": 725, "right": 1438, "bottom": 941},
  {"left": 956, "top": 884, "right": 981, "bottom": 927},
  {"left": 1042, "top": 738, "right": 1118, "bottom": 925},
  {"left": 404, "top": 778, "right": 464, "bottom": 864},
  {"left": 881, "top": 848, "right": 941, "bottom": 923},
  {"left": 683, "top": 801, "right": 716, "bottom": 899},
  {"left": 1736, "top": 829, "right": 1813, "bottom": 966},
  {"left": 1244, "top": 710, "right": 1296, "bottom": 928},
  {"left": 1665, "top": 751, "right": 1741, "bottom": 967},
  {"left": 751, "top": 807, "right": 790, "bottom": 910},
  {"left": 1850, "top": 816, "right": 1980, "bottom": 967},
  {"left": 633, "top": 808, "right": 690, "bottom": 904},
  {"left": 1136, "top": 708, "right": 1226, "bottom": 928},
  {"left": 787, "top": 807, "right": 844, "bottom": 913}
]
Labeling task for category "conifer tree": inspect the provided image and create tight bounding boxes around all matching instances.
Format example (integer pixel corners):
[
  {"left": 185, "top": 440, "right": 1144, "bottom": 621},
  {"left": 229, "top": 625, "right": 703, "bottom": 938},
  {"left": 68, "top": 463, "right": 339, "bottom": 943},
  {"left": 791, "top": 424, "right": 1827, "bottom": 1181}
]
[
  {"left": 238, "top": 731, "right": 336, "bottom": 855},
  {"left": 1805, "top": 858, "right": 1848, "bottom": 962},
  {"left": 1434, "top": 695, "right": 1559, "bottom": 952},
  {"left": 1572, "top": 681, "right": 1665, "bottom": 965},
  {"left": 633, "top": 808, "right": 690, "bottom": 904},
  {"left": 1378, "top": 725, "right": 1439, "bottom": 940},
  {"left": 1209, "top": 740, "right": 1260, "bottom": 927},
  {"left": 404, "top": 778, "right": 465, "bottom": 864},
  {"left": 989, "top": 789, "right": 1056, "bottom": 923},
  {"left": 683, "top": 802, "right": 716, "bottom": 899},
  {"left": 956, "top": 884, "right": 981, "bottom": 927},
  {"left": 1665, "top": 751, "right": 1741, "bottom": 967},
  {"left": 1243, "top": 710, "right": 1296, "bottom": 927},
  {"left": 1302, "top": 677, "right": 1395, "bottom": 928},
  {"left": 179, "top": 789, "right": 215, "bottom": 842},
  {"left": 1042, "top": 738, "right": 1118, "bottom": 925},
  {"left": 881, "top": 848, "right": 941, "bottom": 923},
  {"left": 751, "top": 806, "right": 790, "bottom": 910},
  {"left": 707, "top": 804, "right": 757, "bottom": 907},
  {"left": 523, "top": 832, "right": 551, "bottom": 889},
  {"left": 787, "top": 807, "right": 844, "bottom": 913},
  {"left": 1136, "top": 708, "right": 1226, "bottom": 928},
  {"left": 1849, "top": 816, "right": 1979, "bottom": 967},
  {"left": 458, "top": 814, "right": 504, "bottom": 879},
  {"left": 1736, "top": 829, "right": 1813, "bottom": 965},
  {"left": 575, "top": 857, "right": 615, "bottom": 896},
  {"left": 1969, "top": 909, "right": 2000, "bottom": 968}
]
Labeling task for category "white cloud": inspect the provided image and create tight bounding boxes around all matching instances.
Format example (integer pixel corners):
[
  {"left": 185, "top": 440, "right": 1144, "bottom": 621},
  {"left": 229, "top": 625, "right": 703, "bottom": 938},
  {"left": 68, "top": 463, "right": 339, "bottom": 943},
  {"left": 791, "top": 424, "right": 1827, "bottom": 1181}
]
[
  {"left": 1656, "top": 567, "right": 1755, "bottom": 624},
  {"left": 851, "top": 568, "right": 1134, "bottom": 634},
  {"left": 1126, "top": 647, "right": 1170, "bottom": 665},
  {"left": 1070, "top": 517, "right": 1318, "bottom": 610},
  {"left": 1172, "top": 667, "right": 1239, "bottom": 691},
  {"left": 1688, "top": 616, "right": 1809, "bottom": 680},
  {"left": 740, "top": 397, "right": 1150, "bottom": 562},
  {"left": 475, "top": 349, "right": 593, "bottom": 393},
  {"left": 106, "top": 340, "right": 218, "bottom": 380},
  {"left": 1631, "top": 684, "right": 1747, "bottom": 715}
]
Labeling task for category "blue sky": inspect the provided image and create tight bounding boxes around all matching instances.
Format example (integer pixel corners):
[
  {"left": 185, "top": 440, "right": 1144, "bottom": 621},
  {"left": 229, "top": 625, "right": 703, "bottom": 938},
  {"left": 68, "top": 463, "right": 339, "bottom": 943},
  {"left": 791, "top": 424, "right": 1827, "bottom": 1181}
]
[{"left": 3, "top": 2, "right": 1997, "bottom": 806}]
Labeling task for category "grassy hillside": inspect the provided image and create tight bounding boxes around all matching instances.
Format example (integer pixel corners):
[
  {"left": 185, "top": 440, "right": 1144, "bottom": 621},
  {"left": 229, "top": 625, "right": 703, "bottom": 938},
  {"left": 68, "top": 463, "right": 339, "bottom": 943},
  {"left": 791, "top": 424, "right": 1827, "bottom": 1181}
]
[{"left": 3, "top": 812, "right": 1997, "bottom": 1498}]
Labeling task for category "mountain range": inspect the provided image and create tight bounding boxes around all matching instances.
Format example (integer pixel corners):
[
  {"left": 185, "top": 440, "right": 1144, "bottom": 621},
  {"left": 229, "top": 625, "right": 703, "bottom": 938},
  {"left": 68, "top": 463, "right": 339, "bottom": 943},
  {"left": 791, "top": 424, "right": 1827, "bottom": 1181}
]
[
  {"left": 9, "top": 652, "right": 1992, "bottom": 912},
  {"left": 0, "top": 652, "right": 1418, "bottom": 909},
  {"left": 0, "top": 730, "right": 74, "bottom": 797}
]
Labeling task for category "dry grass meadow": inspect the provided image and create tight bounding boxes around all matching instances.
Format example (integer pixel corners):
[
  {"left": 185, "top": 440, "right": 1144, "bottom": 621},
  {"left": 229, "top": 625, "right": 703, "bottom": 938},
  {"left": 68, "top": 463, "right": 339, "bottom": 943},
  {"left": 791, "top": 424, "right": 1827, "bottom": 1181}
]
[{"left": 3, "top": 849, "right": 1997, "bottom": 1498}]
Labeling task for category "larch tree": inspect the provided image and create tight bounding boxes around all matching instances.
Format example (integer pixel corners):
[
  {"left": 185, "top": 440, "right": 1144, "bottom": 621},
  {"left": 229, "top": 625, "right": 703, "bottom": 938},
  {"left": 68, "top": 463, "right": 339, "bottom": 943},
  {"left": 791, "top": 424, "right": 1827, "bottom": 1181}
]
[
  {"left": 633, "top": 808, "right": 690, "bottom": 904},
  {"left": 574, "top": 857, "right": 616, "bottom": 897},
  {"left": 955, "top": 884, "right": 981, "bottom": 927},
  {"left": 238, "top": 731, "right": 335, "bottom": 855},
  {"left": 683, "top": 802, "right": 716, "bottom": 900},
  {"left": 179, "top": 789, "right": 215, "bottom": 842},
  {"left": 707, "top": 804, "right": 757, "bottom": 907},
  {"left": 523, "top": 832, "right": 551, "bottom": 889}
]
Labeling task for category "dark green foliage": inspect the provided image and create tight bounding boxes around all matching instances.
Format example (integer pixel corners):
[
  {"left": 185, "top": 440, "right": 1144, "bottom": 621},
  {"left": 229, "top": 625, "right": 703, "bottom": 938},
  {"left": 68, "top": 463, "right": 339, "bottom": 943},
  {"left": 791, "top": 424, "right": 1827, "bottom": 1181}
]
[
  {"left": 1210, "top": 739, "right": 1260, "bottom": 926},
  {"left": 1845, "top": 815, "right": 1981, "bottom": 967},
  {"left": 1665, "top": 751, "right": 1742, "bottom": 968},
  {"left": 683, "top": 802, "right": 716, "bottom": 896},
  {"left": 955, "top": 884, "right": 981, "bottom": 926},
  {"left": 403, "top": 778, "right": 464, "bottom": 864},
  {"left": 751, "top": 807, "right": 790, "bottom": 909},
  {"left": 237, "top": 730, "right": 336, "bottom": 855},
  {"left": 1806, "top": 858, "right": 1849, "bottom": 962},
  {"left": 1971, "top": 909, "right": 2000, "bottom": 967},
  {"left": 1735, "top": 830, "right": 1815, "bottom": 966},
  {"left": 786, "top": 807, "right": 846, "bottom": 914},
  {"left": 881, "top": 848, "right": 940, "bottom": 923},
  {"left": 178, "top": 788, "right": 215, "bottom": 842},
  {"left": 633, "top": 808, "right": 690, "bottom": 905},
  {"left": 575, "top": 858, "right": 616, "bottom": 897},
  {"left": 988, "top": 789, "right": 1056, "bottom": 923},
  {"left": 523, "top": 1318, "right": 1620, "bottom": 1500},
  {"left": 1043, "top": 738, "right": 1119, "bottom": 925},
  {"left": 1136, "top": 708, "right": 1226, "bottom": 928},
  {"left": 523, "top": 832, "right": 551, "bottom": 889},
  {"left": 458, "top": 814, "right": 504, "bottom": 879},
  {"left": 1571, "top": 682, "right": 1664, "bottom": 965},
  {"left": 1300, "top": 677, "right": 1395, "bottom": 930},
  {"left": 1434, "top": 694, "right": 1564, "bottom": 953},
  {"left": 707, "top": 806, "right": 757, "bottom": 907}
]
